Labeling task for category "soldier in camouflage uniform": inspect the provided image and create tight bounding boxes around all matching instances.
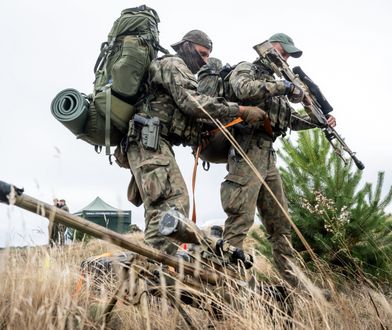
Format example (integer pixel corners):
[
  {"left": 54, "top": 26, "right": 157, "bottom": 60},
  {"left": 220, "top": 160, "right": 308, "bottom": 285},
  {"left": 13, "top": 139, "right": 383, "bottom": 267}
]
[
  {"left": 49, "top": 198, "right": 68, "bottom": 246},
  {"left": 219, "top": 33, "right": 336, "bottom": 287},
  {"left": 126, "top": 30, "right": 265, "bottom": 254}
]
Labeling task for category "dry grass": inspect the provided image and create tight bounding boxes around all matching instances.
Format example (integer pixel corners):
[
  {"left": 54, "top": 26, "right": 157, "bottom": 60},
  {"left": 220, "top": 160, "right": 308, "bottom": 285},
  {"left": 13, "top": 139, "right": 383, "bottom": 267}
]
[{"left": 0, "top": 232, "right": 391, "bottom": 330}]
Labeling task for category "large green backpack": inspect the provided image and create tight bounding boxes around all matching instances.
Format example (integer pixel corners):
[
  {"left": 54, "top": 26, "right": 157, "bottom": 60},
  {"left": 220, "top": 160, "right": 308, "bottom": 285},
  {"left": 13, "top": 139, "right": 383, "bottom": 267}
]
[
  {"left": 94, "top": 5, "right": 168, "bottom": 102},
  {"left": 51, "top": 5, "right": 168, "bottom": 153}
]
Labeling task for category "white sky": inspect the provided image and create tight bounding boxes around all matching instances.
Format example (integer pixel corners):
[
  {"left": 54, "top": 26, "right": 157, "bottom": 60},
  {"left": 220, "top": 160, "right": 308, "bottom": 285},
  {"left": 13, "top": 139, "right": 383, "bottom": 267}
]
[{"left": 0, "top": 0, "right": 391, "bottom": 247}]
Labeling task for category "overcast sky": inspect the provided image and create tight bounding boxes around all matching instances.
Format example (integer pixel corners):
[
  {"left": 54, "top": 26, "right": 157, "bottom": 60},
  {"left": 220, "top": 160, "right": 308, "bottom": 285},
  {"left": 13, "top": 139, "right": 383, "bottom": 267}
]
[{"left": 0, "top": 0, "right": 391, "bottom": 247}]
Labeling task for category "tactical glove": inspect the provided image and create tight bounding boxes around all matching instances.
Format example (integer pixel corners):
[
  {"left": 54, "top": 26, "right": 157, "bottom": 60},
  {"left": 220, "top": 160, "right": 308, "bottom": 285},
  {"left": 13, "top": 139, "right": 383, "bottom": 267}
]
[
  {"left": 282, "top": 80, "right": 305, "bottom": 103},
  {"left": 239, "top": 106, "right": 267, "bottom": 127}
]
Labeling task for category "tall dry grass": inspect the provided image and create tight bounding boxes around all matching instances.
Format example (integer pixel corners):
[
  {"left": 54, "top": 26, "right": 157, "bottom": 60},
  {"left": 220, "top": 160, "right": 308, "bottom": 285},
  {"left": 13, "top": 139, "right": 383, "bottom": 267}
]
[{"left": 0, "top": 232, "right": 391, "bottom": 330}]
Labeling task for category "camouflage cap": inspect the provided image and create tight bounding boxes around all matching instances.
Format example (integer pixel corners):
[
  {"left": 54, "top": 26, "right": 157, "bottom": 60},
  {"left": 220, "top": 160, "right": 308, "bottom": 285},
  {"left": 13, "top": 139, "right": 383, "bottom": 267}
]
[
  {"left": 268, "top": 33, "right": 302, "bottom": 58},
  {"left": 171, "top": 29, "right": 213, "bottom": 52}
]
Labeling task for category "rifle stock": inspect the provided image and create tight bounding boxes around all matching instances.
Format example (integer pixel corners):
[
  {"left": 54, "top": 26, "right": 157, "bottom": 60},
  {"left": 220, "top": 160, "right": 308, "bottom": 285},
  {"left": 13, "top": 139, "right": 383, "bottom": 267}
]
[{"left": 253, "top": 41, "right": 365, "bottom": 170}]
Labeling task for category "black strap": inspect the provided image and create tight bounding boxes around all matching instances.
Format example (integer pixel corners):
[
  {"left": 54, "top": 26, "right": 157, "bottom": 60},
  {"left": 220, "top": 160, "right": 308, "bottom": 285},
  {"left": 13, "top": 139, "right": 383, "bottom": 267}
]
[
  {"left": 94, "top": 145, "right": 102, "bottom": 154},
  {"left": 202, "top": 161, "right": 210, "bottom": 171},
  {"left": 156, "top": 43, "right": 170, "bottom": 55},
  {"left": 94, "top": 42, "right": 109, "bottom": 73}
]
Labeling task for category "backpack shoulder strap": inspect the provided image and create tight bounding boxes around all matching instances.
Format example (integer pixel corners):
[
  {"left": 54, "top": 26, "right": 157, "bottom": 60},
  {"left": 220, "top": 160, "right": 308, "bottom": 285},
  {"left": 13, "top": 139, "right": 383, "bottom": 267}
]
[{"left": 156, "top": 43, "right": 170, "bottom": 55}]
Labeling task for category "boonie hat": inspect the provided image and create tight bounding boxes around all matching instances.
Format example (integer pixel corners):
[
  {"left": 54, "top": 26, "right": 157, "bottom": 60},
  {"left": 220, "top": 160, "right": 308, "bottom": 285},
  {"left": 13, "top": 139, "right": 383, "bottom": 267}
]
[{"left": 268, "top": 33, "right": 302, "bottom": 58}]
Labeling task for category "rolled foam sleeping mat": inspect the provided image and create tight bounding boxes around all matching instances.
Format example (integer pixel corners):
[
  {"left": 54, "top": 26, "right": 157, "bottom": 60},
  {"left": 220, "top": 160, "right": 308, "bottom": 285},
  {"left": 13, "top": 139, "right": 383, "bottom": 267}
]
[{"left": 51, "top": 88, "right": 89, "bottom": 135}]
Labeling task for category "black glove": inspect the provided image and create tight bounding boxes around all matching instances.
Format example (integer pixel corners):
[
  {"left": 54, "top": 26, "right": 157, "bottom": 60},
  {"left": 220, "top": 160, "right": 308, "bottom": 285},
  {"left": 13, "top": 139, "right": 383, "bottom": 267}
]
[
  {"left": 230, "top": 247, "right": 254, "bottom": 269},
  {"left": 283, "top": 80, "right": 305, "bottom": 103}
]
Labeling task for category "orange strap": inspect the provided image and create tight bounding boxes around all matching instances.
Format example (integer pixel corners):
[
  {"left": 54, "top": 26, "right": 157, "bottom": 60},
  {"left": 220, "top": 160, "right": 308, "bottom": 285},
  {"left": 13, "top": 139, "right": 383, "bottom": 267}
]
[
  {"left": 73, "top": 252, "right": 113, "bottom": 297},
  {"left": 73, "top": 272, "right": 85, "bottom": 297},
  {"left": 209, "top": 117, "right": 243, "bottom": 136},
  {"left": 191, "top": 117, "right": 243, "bottom": 223},
  {"left": 191, "top": 145, "right": 201, "bottom": 223},
  {"left": 209, "top": 116, "right": 273, "bottom": 137}
]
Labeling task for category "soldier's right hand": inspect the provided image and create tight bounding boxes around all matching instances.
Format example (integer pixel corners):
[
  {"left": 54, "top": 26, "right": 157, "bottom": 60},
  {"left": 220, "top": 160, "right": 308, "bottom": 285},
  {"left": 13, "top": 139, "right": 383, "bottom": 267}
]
[{"left": 239, "top": 106, "right": 267, "bottom": 127}]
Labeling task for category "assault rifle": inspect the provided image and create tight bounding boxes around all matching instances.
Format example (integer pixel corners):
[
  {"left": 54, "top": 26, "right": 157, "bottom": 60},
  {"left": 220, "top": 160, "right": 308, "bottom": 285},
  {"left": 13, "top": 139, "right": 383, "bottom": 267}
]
[{"left": 253, "top": 41, "right": 365, "bottom": 170}]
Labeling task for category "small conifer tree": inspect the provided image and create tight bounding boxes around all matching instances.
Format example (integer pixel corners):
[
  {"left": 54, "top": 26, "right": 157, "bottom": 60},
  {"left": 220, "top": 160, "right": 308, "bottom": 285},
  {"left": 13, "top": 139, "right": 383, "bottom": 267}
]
[{"left": 252, "top": 129, "right": 392, "bottom": 283}]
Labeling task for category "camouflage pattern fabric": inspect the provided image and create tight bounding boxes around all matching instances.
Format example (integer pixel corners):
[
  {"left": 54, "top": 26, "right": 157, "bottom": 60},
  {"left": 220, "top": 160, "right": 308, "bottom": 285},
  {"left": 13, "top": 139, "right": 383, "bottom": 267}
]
[
  {"left": 221, "top": 133, "right": 297, "bottom": 286},
  {"left": 227, "top": 61, "right": 314, "bottom": 134},
  {"left": 227, "top": 61, "right": 288, "bottom": 103},
  {"left": 140, "top": 55, "right": 239, "bottom": 147},
  {"left": 127, "top": 55, "right": 242, "bottom": 254},
  {"left": 220, "top": 59, "right": 316, "bottom": 287},
  {"left": 197, "top": 57, "right": 223, "bottom": 97},
  {"left": 49, "top": 204, "right": 68, "bottom": 246},
  {"left": 49, "top": 222, "right": 65, "bottom": 246},
  {"left": 127, "top": 137, "right": 188, "bottom": 255}
]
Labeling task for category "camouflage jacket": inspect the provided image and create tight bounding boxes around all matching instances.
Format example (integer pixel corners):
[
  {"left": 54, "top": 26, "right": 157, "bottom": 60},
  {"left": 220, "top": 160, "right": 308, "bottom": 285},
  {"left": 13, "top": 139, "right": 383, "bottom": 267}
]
[
  {"left": 142, "top": 55, "right": 239, "bottom": 146},
  {"left": 226, "top": 60, "right": 314, "bottom": 136}
]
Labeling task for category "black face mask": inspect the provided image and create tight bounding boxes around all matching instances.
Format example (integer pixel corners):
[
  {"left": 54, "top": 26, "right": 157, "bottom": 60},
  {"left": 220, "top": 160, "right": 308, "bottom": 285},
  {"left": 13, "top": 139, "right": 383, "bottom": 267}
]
[{"left": 177, "top": 41, "right": 206, "bottom": 74}]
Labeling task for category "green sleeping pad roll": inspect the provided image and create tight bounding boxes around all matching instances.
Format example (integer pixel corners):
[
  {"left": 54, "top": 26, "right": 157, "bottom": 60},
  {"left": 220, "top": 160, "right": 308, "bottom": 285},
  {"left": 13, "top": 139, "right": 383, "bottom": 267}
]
[
  {"left": 51, "top": 88, "right": 89, "bottom": 135},
  {"left": 51, "top": 88, "right": 123, "bottom": 147}
]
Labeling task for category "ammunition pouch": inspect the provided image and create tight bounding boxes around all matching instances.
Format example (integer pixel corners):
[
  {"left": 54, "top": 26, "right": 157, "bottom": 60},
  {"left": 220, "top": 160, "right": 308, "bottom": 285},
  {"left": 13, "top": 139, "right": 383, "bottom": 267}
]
[
  {"left": 168, "top": 108, "right": 187, "bottom": 144},
  {"left": 265, "top": 96, "right": 291, "bottom": 134}
]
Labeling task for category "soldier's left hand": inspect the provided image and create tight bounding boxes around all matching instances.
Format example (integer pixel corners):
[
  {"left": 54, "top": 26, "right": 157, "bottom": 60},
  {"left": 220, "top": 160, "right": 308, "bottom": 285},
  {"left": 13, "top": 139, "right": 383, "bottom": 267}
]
[{"left": 326, "top": 114, "right": 336, "bottom": 127}]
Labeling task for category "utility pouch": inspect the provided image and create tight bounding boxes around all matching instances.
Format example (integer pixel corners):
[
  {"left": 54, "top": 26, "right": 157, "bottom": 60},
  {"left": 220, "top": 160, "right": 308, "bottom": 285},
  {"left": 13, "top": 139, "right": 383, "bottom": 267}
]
[{"left": 128, "top": 175, "right": 142, "bottom": 207}]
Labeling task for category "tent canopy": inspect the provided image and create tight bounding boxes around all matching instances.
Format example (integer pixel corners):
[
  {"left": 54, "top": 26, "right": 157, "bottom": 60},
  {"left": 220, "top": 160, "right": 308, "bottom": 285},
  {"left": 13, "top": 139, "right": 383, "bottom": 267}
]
[{"left": 74, "top": 196, "right": 132, "bottom": 233}]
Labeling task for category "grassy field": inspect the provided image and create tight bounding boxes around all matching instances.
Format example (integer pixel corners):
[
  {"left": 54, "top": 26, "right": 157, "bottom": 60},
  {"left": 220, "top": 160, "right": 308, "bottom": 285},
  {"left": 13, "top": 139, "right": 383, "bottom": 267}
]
[{"left": 0, "top": 231, "right": 391, "bottom": 330}]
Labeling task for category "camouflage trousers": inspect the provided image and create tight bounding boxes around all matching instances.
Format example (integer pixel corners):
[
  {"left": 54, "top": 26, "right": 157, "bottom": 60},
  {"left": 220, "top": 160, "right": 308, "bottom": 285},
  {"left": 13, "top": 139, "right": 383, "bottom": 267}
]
[
  {"left": 49, "top": 221, "right": 66, "bottom": 246},
  {"left": 221, "top": 132, "right": 298, "bottom": 287},
  {"left": 127, "top": 137, "right": 189, "bottom": 255}
]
